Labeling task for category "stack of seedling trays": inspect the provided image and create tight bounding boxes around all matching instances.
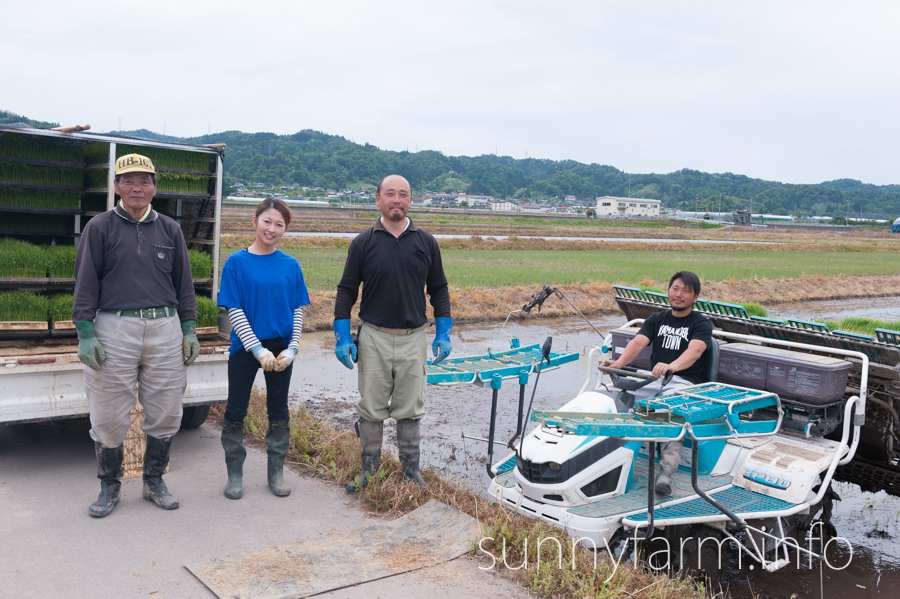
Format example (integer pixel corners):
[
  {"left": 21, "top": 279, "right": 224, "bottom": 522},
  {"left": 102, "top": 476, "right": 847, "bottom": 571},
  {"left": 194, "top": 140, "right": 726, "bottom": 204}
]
[{"left": 0, "top": 124, "right": 225, "bottom": 340}]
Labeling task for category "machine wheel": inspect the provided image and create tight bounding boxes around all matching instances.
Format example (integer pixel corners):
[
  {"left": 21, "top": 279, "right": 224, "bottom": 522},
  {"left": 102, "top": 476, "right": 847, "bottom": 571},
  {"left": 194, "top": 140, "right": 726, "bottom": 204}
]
[{"left": 180, "top": 405, "right": 211, "bottom": 429}]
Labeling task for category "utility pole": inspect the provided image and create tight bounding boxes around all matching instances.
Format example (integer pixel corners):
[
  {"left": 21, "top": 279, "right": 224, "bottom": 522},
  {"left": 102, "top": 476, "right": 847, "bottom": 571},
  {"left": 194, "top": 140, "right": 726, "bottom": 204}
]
[
  {"left": 719, "top": 193, "right": 722, "bottom": 217},
  {"left": 695, "top": 194, "right": 699, "bottom": 217}
]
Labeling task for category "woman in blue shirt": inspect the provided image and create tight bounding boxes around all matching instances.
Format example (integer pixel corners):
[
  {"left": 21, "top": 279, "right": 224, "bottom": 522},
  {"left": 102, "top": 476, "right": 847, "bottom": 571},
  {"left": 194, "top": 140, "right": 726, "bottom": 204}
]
[{"left": 217, "top": 198, "right": 310, "bottom": 499}]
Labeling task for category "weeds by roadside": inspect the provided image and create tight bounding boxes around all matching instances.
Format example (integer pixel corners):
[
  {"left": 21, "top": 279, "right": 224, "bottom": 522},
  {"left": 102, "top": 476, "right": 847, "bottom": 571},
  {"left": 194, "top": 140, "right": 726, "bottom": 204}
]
[{"left": 209, "top": 394, "right": 709, "bottom": 598}]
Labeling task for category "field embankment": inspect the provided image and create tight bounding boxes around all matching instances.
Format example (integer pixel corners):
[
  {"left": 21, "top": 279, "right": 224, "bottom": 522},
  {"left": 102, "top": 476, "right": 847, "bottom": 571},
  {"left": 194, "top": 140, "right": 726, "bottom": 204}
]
[
  {"left": 220, "top": 224, "right": 900, "bottom": 332},
  {"left": 296, "top": 276, "right": 900, "bottom": 332}
]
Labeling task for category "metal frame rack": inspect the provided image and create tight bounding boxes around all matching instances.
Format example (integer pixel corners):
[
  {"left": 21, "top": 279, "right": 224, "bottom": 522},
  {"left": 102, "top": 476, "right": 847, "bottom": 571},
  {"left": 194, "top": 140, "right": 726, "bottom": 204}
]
[{"left": 0, "top": 125, "right": 225, "bottom": 303}]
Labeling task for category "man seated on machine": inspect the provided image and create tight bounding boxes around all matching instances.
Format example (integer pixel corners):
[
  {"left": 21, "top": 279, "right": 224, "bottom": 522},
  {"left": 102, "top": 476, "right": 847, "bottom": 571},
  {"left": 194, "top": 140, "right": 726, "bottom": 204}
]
[{"left": 601, "top": 270, "right": 713, "bottom": 495}]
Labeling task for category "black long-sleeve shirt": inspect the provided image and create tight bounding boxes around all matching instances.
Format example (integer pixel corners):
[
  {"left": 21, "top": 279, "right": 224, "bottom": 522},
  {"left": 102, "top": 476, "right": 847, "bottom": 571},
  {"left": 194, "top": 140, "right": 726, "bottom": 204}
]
[
  {"left": 334, "top": 218, "right": 451, "bottom": 329},
  {"left": 73, "top": 204, "right": 196, "bottom": 322}
]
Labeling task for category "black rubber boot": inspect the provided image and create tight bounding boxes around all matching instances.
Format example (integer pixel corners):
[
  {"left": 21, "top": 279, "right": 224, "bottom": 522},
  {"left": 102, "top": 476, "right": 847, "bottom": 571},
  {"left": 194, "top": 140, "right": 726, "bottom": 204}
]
[
  {"left": 266, "top": 419, "right": 291, "bottom": 497},
  {"left": 221, "top": 420, "right": 246, "bottom": 500},
  {"left": 346, "top": 418, "right": 383, "bottom": 493},
  {"left": 142, "top": 435, "right": 179, "bottom": 510},
  {"left": 396, "top": 418, "right": 426, "bottom": 487},
  {"left": 89, "top": 442, "right": 123, "bottom": 518}
]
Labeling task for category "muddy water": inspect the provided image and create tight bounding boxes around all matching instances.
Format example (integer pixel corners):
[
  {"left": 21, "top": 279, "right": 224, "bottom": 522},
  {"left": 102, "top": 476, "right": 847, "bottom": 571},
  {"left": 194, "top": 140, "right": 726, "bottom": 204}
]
[
  {"left": 769, "top": 295, "right": 900, "bottom": 324},
  {"left": 258, "top": 302, "right": 900, "bottom": 598}
]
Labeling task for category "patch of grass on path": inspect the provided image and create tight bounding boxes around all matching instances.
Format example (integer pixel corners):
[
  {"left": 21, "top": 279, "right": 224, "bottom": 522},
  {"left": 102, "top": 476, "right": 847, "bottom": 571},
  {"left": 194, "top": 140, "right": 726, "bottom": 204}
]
[{"left": 221, "top": 248, "right": 899, "bottom": 291}]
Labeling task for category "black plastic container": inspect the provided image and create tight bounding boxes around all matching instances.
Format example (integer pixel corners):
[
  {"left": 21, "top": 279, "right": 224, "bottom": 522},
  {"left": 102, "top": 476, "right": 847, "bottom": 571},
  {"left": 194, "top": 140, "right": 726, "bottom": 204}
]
[
  {"left": 608, "top": 327, "right": 653, "bottom": 370},
  {"left": 718, "top": 343, "right": 852, "bottom": 404}
]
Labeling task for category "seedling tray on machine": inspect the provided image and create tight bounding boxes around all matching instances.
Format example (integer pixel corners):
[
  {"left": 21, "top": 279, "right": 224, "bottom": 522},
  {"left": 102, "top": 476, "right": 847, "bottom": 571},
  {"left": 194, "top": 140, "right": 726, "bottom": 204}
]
[{"left": 427, "top": 343, "right": 579, "bottom": 386}]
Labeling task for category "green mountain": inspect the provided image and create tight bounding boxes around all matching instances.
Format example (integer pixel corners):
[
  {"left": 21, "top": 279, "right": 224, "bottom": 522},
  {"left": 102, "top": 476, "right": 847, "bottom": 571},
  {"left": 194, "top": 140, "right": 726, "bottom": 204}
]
[{"left": 3, "top": 110, "right": 897, "bottom": 216}]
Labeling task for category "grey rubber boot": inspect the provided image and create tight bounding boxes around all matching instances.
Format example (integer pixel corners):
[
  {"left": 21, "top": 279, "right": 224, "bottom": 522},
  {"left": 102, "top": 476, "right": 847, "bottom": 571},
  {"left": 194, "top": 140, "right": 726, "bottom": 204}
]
[
  {"left": 346, "top": 418, "right": 383, "bottom": 493},
  {"left": 655, "top": 441, "right": 682, "bottom": 496},
  {"left": 89, "top": 442, "right": 124, "bottom": 518},
  {"left": 142, "top": 435, "right": 180, "bottom": 510},
  {"left": 221, "top": 420, "right": 246, "bottom": 500},
  {"left": 396, "top": 418, "right": 426, "bottom": 487},
  {"left": 266, "top": 419, "right": 291, "bottom": 497}
]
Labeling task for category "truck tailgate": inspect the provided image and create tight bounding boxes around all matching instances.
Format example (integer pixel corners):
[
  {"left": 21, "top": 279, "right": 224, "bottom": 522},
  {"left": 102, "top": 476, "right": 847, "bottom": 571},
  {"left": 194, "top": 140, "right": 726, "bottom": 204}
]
[{"left": 0, "top": 345, "right": 230, "bottom": 425}]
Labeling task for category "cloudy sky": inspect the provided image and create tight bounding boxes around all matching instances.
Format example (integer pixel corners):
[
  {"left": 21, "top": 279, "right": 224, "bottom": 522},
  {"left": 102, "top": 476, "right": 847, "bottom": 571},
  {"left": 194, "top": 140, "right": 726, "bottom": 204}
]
[{"left": 3, "top": 1, "right": 898, "bottom": 185}]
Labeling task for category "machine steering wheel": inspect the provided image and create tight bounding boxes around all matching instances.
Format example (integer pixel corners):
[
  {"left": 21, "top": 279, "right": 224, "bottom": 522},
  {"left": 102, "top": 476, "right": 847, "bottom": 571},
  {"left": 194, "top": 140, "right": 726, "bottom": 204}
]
[{"left": 597, "top": 364, "right": 674, "bottom": 391}]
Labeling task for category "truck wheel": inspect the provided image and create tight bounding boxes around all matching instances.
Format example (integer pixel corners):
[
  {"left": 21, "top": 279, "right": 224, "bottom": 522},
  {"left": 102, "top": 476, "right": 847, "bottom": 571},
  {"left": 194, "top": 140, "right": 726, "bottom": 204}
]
[{"left": 181, "top": 405, "right": 211, "bottom": 429}]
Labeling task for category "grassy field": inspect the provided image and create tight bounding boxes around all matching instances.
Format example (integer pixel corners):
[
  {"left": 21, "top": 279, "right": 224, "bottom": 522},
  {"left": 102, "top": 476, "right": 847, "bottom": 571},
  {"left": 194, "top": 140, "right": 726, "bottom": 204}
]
[{"left": 221, "top": 247, "right": 899, "bottom": 291}]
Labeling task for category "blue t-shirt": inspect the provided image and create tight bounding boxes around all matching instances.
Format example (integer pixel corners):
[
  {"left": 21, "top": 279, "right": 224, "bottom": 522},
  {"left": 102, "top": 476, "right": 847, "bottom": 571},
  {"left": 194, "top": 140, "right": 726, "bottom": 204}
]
[{"left": 217, "top": 249, "right": 311, "bottom": 355}]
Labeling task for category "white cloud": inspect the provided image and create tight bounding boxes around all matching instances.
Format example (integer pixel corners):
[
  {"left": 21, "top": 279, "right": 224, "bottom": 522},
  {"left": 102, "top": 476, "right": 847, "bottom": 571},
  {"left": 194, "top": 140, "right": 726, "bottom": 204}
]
[{"left": 2, "top": 0, "right": 897, "bottom": 184}]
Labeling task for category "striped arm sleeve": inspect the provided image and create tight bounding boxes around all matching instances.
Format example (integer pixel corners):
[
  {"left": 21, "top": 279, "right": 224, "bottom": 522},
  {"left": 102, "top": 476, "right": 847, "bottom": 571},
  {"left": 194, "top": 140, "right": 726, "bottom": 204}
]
[
  {"left": 288, "top": 306, "right": 303, "bottom": 351},
  {"left": 227, "top": 307, "right": 261, "bottom": 351}
]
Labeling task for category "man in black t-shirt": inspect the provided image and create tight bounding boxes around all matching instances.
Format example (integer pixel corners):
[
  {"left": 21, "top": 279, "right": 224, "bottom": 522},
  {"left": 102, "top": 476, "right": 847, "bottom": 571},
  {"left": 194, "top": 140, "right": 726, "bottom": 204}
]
[{"left": 602, "top": 271, "right": 713, "bottom": 495}]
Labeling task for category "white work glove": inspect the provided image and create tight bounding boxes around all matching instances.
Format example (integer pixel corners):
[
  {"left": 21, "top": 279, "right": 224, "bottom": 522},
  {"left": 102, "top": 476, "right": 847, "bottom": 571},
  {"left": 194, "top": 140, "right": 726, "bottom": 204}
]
[
  {"left": 250, "top": 344, "right": 277, "bottom": 372},
  {"left": 274, "top": 348, "right": 298, "bottom": 372}
]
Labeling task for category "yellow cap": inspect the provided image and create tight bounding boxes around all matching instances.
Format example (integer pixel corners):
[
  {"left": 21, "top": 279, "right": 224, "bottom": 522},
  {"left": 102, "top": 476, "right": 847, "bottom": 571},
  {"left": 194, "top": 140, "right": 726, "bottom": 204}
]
[{"left": 115, "top": 153, "right": 156, "bottom": 176}]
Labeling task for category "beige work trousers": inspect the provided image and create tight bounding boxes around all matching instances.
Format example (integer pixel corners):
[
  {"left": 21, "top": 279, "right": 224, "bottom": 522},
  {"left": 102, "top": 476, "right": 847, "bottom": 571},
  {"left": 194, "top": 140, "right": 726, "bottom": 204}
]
[
  {"left": 355, "top": 323, "right": 427, "bottom": 422},
  {"left": 85, "top": 310, "right": 186, "bottom": 447}
]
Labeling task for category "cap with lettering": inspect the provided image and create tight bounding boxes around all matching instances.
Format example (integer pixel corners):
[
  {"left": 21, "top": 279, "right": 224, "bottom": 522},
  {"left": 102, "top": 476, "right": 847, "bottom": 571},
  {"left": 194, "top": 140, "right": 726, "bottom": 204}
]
[{"left": 115, "top": 153, "right": 156, "bottom": 176}]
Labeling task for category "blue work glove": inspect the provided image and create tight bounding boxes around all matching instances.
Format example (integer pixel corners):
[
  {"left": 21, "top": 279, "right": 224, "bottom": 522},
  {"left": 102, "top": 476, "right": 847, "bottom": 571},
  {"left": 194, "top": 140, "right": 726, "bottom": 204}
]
[
  {"left": 181, "top": 320, "right": 201, "bottom": 366},
  {"left": 74, "top": 320, "right": 106, "bottom": 370},
  {"left": 432, "top": 317, "right": 453, "bottom": 364},
  {"left": 334, "top": 319, "right": 357, "bottom": 370}
]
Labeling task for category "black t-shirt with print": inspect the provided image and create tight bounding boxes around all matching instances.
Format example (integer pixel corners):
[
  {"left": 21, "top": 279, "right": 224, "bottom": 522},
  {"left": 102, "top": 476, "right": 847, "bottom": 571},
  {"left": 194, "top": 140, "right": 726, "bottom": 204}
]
[{"left": 637, "top": 310, "right": 713, "bottom": 384}]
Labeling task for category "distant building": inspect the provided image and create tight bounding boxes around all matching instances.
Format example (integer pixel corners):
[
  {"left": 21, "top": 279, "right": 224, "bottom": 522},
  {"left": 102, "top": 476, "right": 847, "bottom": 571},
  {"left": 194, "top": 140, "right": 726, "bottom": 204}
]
[
  {"left": 595, "top": 196, "right": 661, "bottom": 217},
  {"left": 490, "top": 199, "right": 515, "bottom": 212},
  {"left": 564, "top": 195, "right": 576, "bottom": 202},
  {"left": 519, "top": 203, "right": 543, "bottom": 213},
  {"left": 733, "top": 210, "right": 751, "bottom": 225},
  {"left": 893, "top": 217, "right": 900, "bottom": 233},
  {"left": 412, "top": 196, "right": 433, "bottom": 207}
]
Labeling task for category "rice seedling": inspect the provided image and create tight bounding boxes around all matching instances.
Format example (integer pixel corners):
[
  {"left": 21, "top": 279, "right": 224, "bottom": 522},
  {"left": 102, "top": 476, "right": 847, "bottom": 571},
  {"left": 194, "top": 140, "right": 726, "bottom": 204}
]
[
  {"left": 87, "top": 169, "right": 210, "bottom": 195},
  {"left": 84, "top": 169, "right": 109, "bottom": 190},
  {"left": 116, "top": 145, "right": 211, "bottom": 172},
  {"left": 0, "top": 290, "right": 50, "bottom": 322},
  {"left": 827, "top": 316, "right": 900, "bottom": 337},
  {"left": 48, "top": 293, "right": 75, "bottom": 323},
  {"left": 44, "top": 245, "right": 77, "bottom": 278},
  {"left": 157, "top": 172, "right": 210, "bottom": 195},
  {"left": 196, "top": 295, "right": 220, "bottom": 328},
  {"left": 0, "top": 132, "right": 85, "bottom": 163},
  {"left": 639, "top": 284, "right": 665, "bottom": 294},
  {"left": 0, "top": 162, "right": 83, "bottom": 186},
  {"left": 188, "top": 249, "right": 213, "bottom": 279},
  {"left": 0, "top": 238, "right": 48, "bottom": 277},
  {"left": 81, "top": 143, "right": 110, "bottom": 165},
  {"left": 740, "top": 302, "right": 768, "bottom": 318},
  {"left": 0, "top": 188, "right": 81, "bottom": 209}
]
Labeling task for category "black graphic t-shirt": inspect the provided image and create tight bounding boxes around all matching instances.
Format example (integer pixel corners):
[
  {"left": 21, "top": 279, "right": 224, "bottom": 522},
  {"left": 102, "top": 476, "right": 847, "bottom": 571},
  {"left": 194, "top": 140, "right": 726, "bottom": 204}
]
[{"left": 637, "top": 310, "right": 713, "bottom": 384}]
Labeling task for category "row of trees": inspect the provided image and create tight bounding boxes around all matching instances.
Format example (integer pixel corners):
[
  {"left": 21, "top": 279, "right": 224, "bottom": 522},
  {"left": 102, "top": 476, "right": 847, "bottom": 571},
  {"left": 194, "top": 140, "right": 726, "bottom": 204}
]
[{"left": 4, "top": 111, "right": 895, "bottom": 216}]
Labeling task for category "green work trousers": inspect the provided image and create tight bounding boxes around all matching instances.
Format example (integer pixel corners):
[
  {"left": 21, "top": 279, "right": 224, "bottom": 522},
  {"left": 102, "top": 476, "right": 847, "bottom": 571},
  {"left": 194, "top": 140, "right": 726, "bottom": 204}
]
[{"left": 355, "top": 323, "right": 427, "bottom": 422}]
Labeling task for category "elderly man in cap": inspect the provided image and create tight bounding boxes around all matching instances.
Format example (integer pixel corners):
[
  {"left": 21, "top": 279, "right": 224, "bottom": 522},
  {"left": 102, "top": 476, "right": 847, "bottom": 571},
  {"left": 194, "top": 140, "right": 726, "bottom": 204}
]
[
  {"left": 74, "top": 153, "right": 200, "bottom": 517},
  {"left": 334, "top": 174, "right": 452, "bottom": 492}
]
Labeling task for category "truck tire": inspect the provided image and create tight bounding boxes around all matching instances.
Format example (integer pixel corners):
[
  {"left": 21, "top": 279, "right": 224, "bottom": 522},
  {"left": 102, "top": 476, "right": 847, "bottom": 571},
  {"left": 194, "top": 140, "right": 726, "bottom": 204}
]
[{"left": 180, "top": 405, "right": 211, "bottom": 429}]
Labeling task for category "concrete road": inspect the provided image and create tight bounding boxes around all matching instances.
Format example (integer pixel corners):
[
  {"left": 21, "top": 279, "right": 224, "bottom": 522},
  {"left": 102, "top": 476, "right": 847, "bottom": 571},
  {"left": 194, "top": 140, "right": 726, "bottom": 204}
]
[{"left": 0, "top": 421, "right": 525, "bottom": 599}]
